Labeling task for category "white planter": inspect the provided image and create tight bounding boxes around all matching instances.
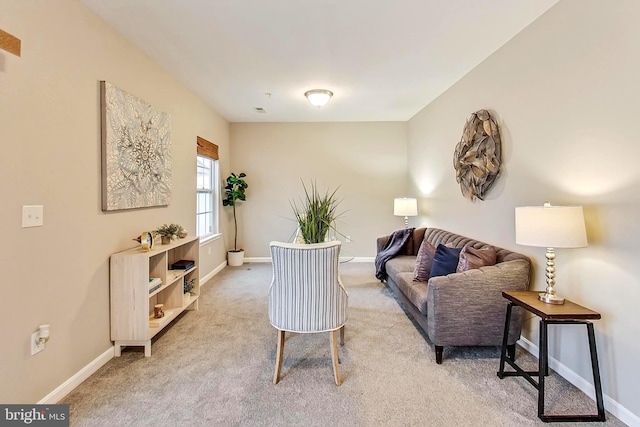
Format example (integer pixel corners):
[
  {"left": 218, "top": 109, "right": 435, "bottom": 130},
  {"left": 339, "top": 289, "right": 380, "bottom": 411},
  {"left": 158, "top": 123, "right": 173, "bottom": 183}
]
[{"left": 228, "top": 250, "right": 245, "bottom": 266}]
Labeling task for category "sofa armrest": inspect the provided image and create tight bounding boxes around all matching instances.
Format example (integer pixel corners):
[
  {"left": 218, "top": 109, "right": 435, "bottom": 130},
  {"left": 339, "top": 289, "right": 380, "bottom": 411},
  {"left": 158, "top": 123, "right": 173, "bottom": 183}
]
[
  {"left": 426, "top": 259, "right": 531, "bottom": 347},
  {"left": 376, "top": 235, "right": 391, "bottom": 254}
]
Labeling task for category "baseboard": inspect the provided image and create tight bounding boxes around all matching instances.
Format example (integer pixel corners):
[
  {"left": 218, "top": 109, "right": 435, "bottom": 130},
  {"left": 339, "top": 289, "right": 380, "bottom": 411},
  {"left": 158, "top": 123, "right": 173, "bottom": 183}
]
[
  {"left": 349, "top": 257, "right": 375, "bottom": 262},
  {"left": 518, "top": 336, "right": 640, "bottom": 427},
  {"left": 200, "top": 261, "right": 227, "bottom": 287},
  {"left": 39, "top": 347, "right": 114, "bottom": 404},
  {"left": 244, "top": 257, "right": 271, "bottom": 263}
]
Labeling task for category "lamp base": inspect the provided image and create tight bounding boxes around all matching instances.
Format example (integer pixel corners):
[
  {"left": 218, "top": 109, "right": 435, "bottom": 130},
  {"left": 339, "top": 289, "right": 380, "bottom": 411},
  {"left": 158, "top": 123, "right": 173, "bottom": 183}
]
[{"left": 538, "top": 292, "right": 565, "bottom": 305}]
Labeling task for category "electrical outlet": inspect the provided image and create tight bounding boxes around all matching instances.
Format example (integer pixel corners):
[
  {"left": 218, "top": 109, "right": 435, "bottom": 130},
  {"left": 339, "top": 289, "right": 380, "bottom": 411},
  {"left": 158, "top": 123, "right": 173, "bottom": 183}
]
[
  {"left": 208, "top": 247, "right": 212, "bottom": 255},
  {"left": 31, "top": 331, "right": 45, "bottom": 355},
  {"left": 22, "top": 205, "right": 44, "bottom": 228},
  {"left": 346, "top": 236, "right": 351, "bottom": 243}
]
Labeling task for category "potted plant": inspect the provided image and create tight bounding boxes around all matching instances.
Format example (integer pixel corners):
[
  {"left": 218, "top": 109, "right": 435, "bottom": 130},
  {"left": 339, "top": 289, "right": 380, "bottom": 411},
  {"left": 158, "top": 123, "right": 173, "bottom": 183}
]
[
  {"left": 223, "top": 172, "right": 248, "bottom": 266},
  {"left": 291, "top": 181, "right": 343, "bottom": 244},
  {"left": 183, "top": 278, "right": 196, "bottom": 304},
  {"left": 155, "top": 223, "right": 182, "bottom": 245}
]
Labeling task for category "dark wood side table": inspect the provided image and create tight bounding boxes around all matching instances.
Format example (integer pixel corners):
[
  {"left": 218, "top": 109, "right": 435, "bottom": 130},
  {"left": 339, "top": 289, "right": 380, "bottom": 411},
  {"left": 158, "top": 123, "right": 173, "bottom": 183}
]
[{"left": 497, "top": 290, "right": 605, "bottom": 423}]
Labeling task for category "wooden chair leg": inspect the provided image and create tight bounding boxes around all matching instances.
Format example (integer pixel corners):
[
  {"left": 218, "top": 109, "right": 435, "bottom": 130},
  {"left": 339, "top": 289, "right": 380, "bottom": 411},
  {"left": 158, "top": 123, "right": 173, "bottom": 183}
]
[
  {"left": 273, "top": 330, "right": 285, "bottom": 384},
  {"left": 339, "top": 325, "right": 345, "bottom": 346},
  {"left": 330, "top": 330, "right": 341, "bottom": 386}
]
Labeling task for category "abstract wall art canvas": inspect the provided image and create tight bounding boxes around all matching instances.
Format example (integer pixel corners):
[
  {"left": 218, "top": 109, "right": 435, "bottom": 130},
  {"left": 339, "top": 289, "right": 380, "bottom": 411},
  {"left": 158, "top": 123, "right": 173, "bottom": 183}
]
[{"left": 100, "top": 81, "right": 172, "bottom": 211}]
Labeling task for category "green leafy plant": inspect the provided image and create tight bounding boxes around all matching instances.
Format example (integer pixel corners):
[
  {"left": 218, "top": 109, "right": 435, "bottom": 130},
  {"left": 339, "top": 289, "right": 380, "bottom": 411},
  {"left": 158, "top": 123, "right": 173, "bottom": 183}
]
[
  {"left": 291, "top": 181, "right": 343, "bottom": 244},
  {"left": 184, "top": 278, "right": 196, "bottom": 295},
  {"left": 222, "top": 172, "right": 248, "bottom": 252},
  {"left": 155, "top": 223, "right": 182, "bottom": 238}
]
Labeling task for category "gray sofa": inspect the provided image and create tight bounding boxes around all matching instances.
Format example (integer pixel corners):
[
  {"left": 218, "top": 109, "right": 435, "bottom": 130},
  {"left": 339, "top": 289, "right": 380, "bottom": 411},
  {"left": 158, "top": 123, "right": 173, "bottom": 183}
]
[{"left": 376, "top": 227, "right": 531, "bottom": 363}]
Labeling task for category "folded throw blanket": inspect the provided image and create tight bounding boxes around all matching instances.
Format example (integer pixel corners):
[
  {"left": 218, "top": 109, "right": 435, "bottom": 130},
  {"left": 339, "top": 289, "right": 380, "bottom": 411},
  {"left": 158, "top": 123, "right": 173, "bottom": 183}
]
[{"left": 375, "top": 228, "right": 415, "bottom": 280}]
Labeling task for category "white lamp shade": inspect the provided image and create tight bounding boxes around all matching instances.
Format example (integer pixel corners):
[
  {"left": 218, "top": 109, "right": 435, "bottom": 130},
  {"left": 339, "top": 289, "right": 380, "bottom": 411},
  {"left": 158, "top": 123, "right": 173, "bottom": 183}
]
[
  {"left": 394, "top": 198, "right": 418, "bottom": 217},
  {"left": 515, "top": 204, "right": 587, "bottom": 248},
  {"left": 304, "top": 89, "right": 333, "bottom": 107}
]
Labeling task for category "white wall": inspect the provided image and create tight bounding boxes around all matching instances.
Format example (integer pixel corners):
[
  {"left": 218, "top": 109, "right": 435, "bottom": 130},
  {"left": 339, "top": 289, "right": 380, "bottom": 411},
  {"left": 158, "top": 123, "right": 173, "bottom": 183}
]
[
  {"left": 0, "top": 0, "right": 229, "bottom": 403},
  {"left": 407, "top": 0, "right": 640, "bottom": 422},
  {"left": 229, "top": 122, "right": 408, "bottom": 258}
]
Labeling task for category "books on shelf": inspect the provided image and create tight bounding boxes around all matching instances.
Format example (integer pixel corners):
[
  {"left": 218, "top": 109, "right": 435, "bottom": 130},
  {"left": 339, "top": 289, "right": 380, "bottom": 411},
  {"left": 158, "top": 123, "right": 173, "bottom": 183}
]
[
  {"left": 148, "top": 278, "right": 162, "bottom": 293},
  {"left": 171, "top": 259, "right": 195, "bottom": 270}
]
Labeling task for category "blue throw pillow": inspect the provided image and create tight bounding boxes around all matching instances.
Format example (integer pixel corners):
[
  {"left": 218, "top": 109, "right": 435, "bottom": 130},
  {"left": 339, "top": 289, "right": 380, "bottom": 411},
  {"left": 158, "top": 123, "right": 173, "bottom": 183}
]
[{"left": 429, "top": 244, "right": 462, "bottom": 279}]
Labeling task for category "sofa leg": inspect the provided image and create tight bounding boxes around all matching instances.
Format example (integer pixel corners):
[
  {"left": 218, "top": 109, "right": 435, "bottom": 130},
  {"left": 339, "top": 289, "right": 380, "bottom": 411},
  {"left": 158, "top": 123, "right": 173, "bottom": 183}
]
[
  {"left": 435, "top": 346, "right": 443, "bottom": 364},
  {"left": 507, "top": 344, "right": 516, "bottom": 360}
]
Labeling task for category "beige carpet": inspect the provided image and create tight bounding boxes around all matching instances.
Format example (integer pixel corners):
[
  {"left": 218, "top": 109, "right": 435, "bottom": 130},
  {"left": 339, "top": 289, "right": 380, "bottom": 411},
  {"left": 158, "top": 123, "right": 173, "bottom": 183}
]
[{"left": 63, "top": 263, "right": 624, "bottom": 426}]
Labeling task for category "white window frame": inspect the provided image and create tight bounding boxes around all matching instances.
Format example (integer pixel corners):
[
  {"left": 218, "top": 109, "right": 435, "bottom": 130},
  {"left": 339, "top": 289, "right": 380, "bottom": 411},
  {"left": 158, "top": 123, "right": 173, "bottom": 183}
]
[{"left": 196, "top": 154, "right": 220, "bottom": 242}]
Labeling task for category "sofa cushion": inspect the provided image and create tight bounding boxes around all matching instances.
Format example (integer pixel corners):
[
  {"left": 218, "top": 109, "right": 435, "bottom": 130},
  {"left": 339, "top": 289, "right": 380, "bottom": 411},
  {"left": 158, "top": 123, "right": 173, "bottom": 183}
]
[
  {"left": 413, "top": 241, "right": 436, "bottom": 281},
  {"left": 385, "top": 255, "right": 417, "bottom": 279},
  {"left": 395, "top": 272, "right": 429, "bottom": 315},
  {"left": 429, "top": 244, "right": 462, "bottom": 278},
  {"left": 456, "top": 245, "right": 497, "bottom": 272}
]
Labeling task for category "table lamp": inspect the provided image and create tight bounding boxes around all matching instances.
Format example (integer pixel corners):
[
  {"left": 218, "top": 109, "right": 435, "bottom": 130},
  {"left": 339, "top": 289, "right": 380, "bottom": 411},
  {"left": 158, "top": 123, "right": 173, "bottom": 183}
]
[
  {"left": 394, "top": 197, "right": 418, "bottom": 228},
  {"left": 515, "top": 202, "right": 587, "bottom": 304}
]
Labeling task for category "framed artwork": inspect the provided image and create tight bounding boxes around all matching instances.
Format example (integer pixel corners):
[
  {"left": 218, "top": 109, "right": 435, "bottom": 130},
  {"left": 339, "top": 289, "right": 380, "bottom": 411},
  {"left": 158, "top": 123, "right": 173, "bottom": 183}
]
[{"left": 100, "top": 81, "right": 172, "bottom": 211}]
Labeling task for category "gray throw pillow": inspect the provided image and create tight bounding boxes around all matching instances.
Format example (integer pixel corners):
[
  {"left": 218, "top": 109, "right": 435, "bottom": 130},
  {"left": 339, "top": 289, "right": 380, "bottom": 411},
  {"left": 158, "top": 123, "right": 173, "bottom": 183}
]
[
  {"left": 456, "top": 245, "right": 497, "bottom": 272},
  {"left": 413, "top": 241, "right": 436, "bottom": 282}
]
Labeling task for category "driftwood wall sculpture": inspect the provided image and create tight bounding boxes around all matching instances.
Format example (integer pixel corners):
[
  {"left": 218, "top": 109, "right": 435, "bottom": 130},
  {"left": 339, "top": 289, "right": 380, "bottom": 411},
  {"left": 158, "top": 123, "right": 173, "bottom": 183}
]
[{"left": 453, "top": 109, "right": 502, "bottom": 201}]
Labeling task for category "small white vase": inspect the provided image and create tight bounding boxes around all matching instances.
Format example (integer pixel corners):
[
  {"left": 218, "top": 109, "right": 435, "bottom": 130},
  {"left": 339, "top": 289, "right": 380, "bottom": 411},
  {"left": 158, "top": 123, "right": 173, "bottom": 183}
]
[{"left": 227, "top": 250, "right": 245, "bottom": 267}]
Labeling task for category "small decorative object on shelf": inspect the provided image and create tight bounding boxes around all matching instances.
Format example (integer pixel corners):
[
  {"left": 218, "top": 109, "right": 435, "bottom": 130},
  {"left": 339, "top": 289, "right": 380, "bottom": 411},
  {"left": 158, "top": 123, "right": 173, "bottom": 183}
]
[
  {"left": 155, "top": 223, "right": 182, "bottom": 244},
  {"left": 134, "top": 232, "right": 155, "bottom": 252},
  {"left": 178, "top": 226, "right": 188, "bottom": 238},
  {"left": 153, "top": 304, "right": 165, "bottom": 319},
  {"left": 184, "top": 278, "right": 196, "bottom": 295}
]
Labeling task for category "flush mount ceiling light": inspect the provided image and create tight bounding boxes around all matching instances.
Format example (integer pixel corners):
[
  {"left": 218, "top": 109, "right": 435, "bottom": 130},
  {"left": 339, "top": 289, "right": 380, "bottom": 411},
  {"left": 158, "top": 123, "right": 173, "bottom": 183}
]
[{"left": 304, "top": 89, "right": 333, "bottom": 107}]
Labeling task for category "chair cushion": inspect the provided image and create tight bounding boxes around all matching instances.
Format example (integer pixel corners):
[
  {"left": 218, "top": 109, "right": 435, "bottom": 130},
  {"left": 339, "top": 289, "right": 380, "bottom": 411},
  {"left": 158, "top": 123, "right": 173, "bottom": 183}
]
[
  {"left": 456, "top": 245, "right": 497, "bottom": 272},
  {"left": 414, "top": 241, "right": 436, "bottom": 281},
  {"left": 429, "top": 244, "right": 462, "bottom": 279}
]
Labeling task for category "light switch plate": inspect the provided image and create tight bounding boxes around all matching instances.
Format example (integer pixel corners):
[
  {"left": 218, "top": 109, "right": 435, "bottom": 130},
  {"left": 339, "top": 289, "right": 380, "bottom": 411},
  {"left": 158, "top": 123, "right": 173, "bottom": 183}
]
[{"left": 22, "top": 205, "right": 44, "bottom": 227}]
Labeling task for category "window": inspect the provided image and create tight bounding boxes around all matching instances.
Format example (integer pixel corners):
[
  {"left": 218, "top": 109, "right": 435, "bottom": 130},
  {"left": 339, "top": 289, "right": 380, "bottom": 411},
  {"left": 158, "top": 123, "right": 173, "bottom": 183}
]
[{"left": 196, "top": 137, "right": 219, "bottom": 239}]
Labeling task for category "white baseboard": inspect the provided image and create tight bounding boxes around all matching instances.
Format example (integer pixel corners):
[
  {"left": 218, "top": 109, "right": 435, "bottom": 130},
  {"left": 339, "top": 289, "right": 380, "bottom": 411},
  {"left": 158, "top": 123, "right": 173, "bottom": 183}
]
[
  {"left": 518, "top": 336, "right": 639, "bottom": 427},
  {"left": 348, "top": 257, "right": 375, "bottom": 262},
  {"left": 39, "top": 347, "right": 114, "bottom": 404},
  {"left": 244, "top": 257, "right": 271, "bottom": 263},
  {"left": 200, "top": 261, "right": 227, "bottom": 287}
]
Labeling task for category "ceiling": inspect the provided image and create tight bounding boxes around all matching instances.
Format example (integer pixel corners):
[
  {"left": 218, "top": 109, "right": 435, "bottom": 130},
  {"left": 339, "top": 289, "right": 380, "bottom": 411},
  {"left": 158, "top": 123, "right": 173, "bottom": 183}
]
[{"left": 82, "top": 0, "right": 559, "bottom": 123}]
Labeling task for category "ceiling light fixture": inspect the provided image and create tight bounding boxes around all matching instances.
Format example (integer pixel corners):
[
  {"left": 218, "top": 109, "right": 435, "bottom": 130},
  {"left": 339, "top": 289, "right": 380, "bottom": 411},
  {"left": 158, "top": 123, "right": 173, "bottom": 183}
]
[{"left": 304, "top": 89, "right": 333, "bottom": 107}]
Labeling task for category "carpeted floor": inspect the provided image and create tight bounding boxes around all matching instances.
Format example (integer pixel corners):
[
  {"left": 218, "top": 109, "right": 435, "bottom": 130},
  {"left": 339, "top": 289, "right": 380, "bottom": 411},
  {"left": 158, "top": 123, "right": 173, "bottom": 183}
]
[{"left": 63, "top": 263, "right": 624, "bottom": 426}]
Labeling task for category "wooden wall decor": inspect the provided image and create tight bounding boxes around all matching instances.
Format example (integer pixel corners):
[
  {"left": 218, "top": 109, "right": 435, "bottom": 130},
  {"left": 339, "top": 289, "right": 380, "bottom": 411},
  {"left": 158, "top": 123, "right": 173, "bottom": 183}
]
[
  {"left": 0, "top": 29, "right": 21, "bottom": 57},
  {"left": 453, "top": 109, "right": 502, "bottom": 201}
]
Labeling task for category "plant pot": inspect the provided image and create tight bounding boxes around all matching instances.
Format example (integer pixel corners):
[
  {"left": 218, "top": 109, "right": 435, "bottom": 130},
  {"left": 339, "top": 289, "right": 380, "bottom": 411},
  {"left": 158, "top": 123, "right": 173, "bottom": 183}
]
[
  {"left": 228, "top": 250, "right": 245, "bottom": 267},
  {"left": 161, "top": 236, "right": 171, "bottom": 245},
  {"left": 183, "top": 293, "right": 191, "bottom": 305}
]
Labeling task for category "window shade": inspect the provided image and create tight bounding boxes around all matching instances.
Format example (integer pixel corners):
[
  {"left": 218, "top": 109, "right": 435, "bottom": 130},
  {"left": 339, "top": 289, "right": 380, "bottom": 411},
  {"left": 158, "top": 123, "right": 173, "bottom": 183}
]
[{"left": 197, "top": 136, "right": 218, "bottom": 160}]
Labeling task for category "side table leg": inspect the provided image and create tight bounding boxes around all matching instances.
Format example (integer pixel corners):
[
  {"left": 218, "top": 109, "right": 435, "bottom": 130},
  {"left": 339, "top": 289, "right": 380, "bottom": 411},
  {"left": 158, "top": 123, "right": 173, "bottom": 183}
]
[
  {"left": 538, "top": 320, "right": 548, "bottom": 420},
  {"left": 587, "top": 323, "right": 606, "bottom": 421},
  {"left": 498, "top": 303, "right": 513, "bottom": 378}
]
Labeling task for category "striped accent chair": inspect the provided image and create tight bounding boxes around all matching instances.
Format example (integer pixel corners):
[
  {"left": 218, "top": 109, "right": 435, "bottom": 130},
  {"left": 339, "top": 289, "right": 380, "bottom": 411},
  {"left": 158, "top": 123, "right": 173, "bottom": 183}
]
[{"left": 268, "top": 241, "right": 349, "bottom": 385}]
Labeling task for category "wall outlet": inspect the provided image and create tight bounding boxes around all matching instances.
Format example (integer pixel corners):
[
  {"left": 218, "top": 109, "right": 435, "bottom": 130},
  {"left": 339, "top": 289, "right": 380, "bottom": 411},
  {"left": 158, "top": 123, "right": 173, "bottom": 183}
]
[
  {"left": 346, "top": 236, "right": 351, "bottom": 243},
  {"left": 31, "top": 331, "right": 45, "bottom": 355},
  {"left": 208, "top": 247, "right": 211, "bottom": 255}
]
